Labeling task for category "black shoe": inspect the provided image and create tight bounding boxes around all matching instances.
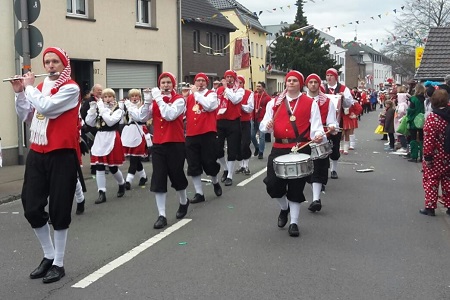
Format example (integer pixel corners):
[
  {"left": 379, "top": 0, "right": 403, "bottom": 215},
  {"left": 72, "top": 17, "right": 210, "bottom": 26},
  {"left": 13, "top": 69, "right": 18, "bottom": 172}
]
[
  {"left": 213, "top": 183, "right": 222, "bottom": 196},
  {"left": 408, "top": 158, "right": 418, "bottom": 162},
  {"left": 76, "top": 200, "right": 85, "bottom": 215},
  {"left": 190, "top": 193, "right": 205, "bottom": 204},
  {"left": 176, "top": 201, "right": 190, "bottom": 219},
  {"left": 258, "top": 152, "right": 263, "bottom": 159},
  {"left": 244, "top": 167, "right": 251, "bottom": 175},
  {"left": 288, "top": 224, "right": 300, "bottom": 237},
  {"left": 224, "top": 178, "right": 232, "bottom": 186},
  {"left": 419, "top": 208, "right": 436, "bottom": 216},
  {"left": 221, "top": 171, "right": 228, "bottom": 183},
  {"left": 330, "top": 171, "right": 338, "bottom": 179},
  {"left": 254, "top": 148, "right": 259, "bottom": 156},
  {"left": 95, "top": 191, "right": 106, "bottom": 204},
  {"left": 42, "top": 265, "right": 65, "bottom": 284},
  {"left": 117, "top": 183, "right": 126, "bottom": 197},
  {"left": 138, "top": 177, "right": 148, "bottom": 186},
  {"left": 308, "top": 200, "right": 322, "bottom": 212},
  {"left": 153, "top": 216, "right": 167, "bottom": 229},
  {"left": 447, "top": 208, "right": 450, "bottom": 215},
  {"left": 321, "top": 185, "right": 326, "bottom": 192},
  {"left": 235, "top": 167, "right": 245, "bottom": 174},
  {"left": 278, "top": 207, "right": 290, "bottom": 228},
  {"left": 125, "top": 182, "right": 131, "bottom": 190},
  {"left": 30, "top": 258, "right": 54, "bottom": 279}
]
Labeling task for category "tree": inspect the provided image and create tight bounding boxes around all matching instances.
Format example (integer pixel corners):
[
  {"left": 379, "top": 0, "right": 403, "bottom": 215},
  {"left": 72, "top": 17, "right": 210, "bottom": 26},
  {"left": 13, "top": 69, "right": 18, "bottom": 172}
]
[
  {"left": 269, "top": 0, "right": 340, "bottom": 77},
  {"left": 381, "top": 0, "right": 450, "bottom": 78}
]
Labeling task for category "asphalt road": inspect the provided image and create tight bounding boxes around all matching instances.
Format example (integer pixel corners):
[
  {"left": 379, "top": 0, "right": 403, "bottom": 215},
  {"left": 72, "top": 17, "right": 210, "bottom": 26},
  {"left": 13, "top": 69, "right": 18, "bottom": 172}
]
[{"left": 1, "top": 109, "right": 450, "bottom": 300}]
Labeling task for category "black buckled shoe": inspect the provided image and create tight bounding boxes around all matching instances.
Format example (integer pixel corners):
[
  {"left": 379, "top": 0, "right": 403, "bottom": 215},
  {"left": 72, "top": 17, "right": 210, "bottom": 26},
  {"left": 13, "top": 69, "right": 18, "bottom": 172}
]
[
  {"left": 288, "top": 223, "right": 300, "bottom": 237},
  {"left": 117, "top": 183, "right": 126, "bottom": 198},
  {"left": 138, "top": 177, "right": 148, "bottom": 186},
  {"left": 176, "top": 201, "right": 190, "bottom": 219},
  {"left": 330, "top": 171, "right": 338, "bottom": 179},
  {"left": 221, "top": 171, "right": 229, "bottom": 183},
  {"left": 235, "top": 167, "right": 245, "bottom": 174},
  {"left": 278, "top": 207, "right": 290, "bottom": 228},
  {"left": 224, "top": 178, "right": 233, "bottom": 186},
  {"left": 95, "top": 191, "right": 106, "bottom": 204},
  {"left": 213, "top": 183, "right": 222, "bottom": 196},
  {"left": 42, "top": 265, "right": 65, "bottom": 284},
  {"left": 76, "top": 200, "right": 85, "bottom": 215},
  {"left": 30, "top": 258, "right": 54, "bottom": 279},
  {"left": 190, "top": 193, "right": 205, "bottom": 204},
  {"left": 308, "top": 200, "right": 322, "bottom": 213},
  {"left": 125, "top": 182, "right": 131, "bottom": 190},
  {"left": 244, "top": 168, "right": 251, "bottom": 175},
  {"left": 419, "top": 208, "right": 436, "bottom": 216},
  {"left": 153, "top": 216, "right": 167, "bottom": 229}
]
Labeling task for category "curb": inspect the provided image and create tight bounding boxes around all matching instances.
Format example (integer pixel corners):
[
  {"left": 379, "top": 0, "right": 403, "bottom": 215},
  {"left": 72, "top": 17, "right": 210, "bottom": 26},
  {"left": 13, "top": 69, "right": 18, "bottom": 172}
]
[{"left": 0, "top": 193, "right": 21, "bottom": 205}]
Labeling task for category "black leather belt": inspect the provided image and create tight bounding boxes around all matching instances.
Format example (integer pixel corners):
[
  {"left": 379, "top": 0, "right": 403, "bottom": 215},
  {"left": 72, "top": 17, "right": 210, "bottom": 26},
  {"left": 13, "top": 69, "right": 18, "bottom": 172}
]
[{"left": 275, "top": 138, "right": 307, "bottom": 144}]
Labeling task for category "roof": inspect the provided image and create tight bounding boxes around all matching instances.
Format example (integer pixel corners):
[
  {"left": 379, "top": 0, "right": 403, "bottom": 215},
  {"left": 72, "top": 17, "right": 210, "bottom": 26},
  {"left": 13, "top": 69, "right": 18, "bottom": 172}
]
[
  {"left": 415, "top": 27, "right": 450, "bottom": 81},
  {"left": 209, "top": 0, "right": 268, "bottom": 33},
  {"left": 181, "top": 0, "right": 237, "bottom": 31}
]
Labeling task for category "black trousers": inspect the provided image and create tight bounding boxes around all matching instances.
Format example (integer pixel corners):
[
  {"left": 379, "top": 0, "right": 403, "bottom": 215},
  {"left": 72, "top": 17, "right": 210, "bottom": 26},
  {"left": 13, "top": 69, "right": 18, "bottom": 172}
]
[
  {"left": 21, "top": 149, "right": 78, "bottom": 230},
  {"left": 150, "top": 143, "right": 188, "bottom": 193},
  {"left": 217, "top": 118, "right": 241, "bottom": 161},
  {"left": 237, "top": 121, "right": 252, "bottom": 161},
  {"left": 263, "top": 147, "right": 311, "bottom": 203},
  {"left": 329, "top": 132, "right": 342, "bottom": 161},
  {"left": 186, "top": 132, "right": 220, "bottom": 177},
  {"left": 310, "top": 156, "right": 330, "bottom": 185}
]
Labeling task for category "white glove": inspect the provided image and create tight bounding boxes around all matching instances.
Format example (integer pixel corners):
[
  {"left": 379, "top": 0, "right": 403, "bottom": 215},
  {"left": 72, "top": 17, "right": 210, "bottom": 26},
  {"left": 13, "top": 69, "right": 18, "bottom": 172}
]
[
  {"left": 151, "top": 87, "right": 162, "bottom": 100},
  {"left": 124, "top": 99, "right": 132, "bottom": 109},
  {"left": 224, "top": 88, "right": 233, "bottom": 100},
  {"left": 143, "top": 89, "right": 153, "bottom": 104},
  {"left": 89, "top": 101, "right": 97, "bottom": 109},
  {"left": 344, "top": 107, "right": 350, "bottom": 115},
  {"left": 96, "top": 100, "right": 109, "bottom": 115}
]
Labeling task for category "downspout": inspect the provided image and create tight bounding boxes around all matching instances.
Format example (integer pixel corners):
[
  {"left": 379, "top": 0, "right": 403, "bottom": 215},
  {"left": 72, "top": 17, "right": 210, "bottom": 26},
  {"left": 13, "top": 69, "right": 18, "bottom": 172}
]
[{"left": 177, "top": 0, "right": 182, "bottom": 84}]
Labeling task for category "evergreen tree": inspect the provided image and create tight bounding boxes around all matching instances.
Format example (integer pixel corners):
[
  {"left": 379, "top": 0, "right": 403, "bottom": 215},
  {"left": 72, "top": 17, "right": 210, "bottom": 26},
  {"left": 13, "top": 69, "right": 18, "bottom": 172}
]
[{"left": 270, "top": 0, "right": 340, "bottom": 77}]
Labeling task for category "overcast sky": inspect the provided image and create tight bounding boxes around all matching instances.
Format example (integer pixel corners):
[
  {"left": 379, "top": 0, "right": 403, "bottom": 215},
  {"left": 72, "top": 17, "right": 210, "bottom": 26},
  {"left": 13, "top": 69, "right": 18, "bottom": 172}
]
[{"left": 237, "top": 0, "right": 403, "bottom": 50}]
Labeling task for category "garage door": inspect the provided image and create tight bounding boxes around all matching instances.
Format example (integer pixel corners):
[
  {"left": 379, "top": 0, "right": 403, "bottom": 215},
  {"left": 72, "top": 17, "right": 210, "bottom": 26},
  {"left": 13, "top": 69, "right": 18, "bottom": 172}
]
[{"left": 106, "top": 60, "right": 158, "bottom": 88}]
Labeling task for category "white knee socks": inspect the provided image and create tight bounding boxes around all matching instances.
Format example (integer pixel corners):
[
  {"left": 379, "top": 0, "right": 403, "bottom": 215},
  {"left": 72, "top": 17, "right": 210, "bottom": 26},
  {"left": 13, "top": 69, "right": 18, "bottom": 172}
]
[
  {"left": 53, "top": 229, "right": 68, "bottom": 267},
  {"left": 33, "top": 223, "right": 55, "bottom": 260}
]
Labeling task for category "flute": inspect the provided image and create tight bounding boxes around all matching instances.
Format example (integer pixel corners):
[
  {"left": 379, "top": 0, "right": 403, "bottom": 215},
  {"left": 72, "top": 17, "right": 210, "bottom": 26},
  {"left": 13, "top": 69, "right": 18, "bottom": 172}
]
[{"left": 2, "top": 72, "right": 60, "bottom": 82}]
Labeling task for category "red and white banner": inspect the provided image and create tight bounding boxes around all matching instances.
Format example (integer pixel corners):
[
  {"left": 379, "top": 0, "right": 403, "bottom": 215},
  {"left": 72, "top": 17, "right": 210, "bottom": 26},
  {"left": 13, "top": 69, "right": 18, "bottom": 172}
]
[{"left": 233, "top": 38, "right": 250, "bottom": 70}]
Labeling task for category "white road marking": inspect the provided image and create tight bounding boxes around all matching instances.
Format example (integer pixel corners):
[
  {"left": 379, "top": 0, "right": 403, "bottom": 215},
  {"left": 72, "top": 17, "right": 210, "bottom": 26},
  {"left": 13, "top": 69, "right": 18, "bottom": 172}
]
[
  {"left": 72, "top": 218, "right": 192, "bottom": 289},
  {"left": 237, "top": 167, "right": 267, "bottom": 186}
]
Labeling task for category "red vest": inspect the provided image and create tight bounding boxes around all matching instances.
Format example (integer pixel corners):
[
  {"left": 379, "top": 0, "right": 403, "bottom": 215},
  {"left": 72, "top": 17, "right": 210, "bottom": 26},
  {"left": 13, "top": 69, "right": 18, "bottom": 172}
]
[
  {"left": 318, "top": 98, "right": 330, "bottom": 125},
  {"left": 272, "top": 94, "right": 313, "bottom": 149},
  {"left": 216, "top": 86, "right": 241, "bottom": 120},
  {"left": 152, "top": 92, "right": 185, "bottom": 144},
  {"left": 31, "top": 80, "right": 80, "bottom": 153},
  {"left": 254, "top": 91, "right": 271, "bottom": 122},
  {"left": 185, "top": 90, "right": 217, "bottom": 136},
  {"left": 240, "top": 90, "right": 253, "bottom": 122}
]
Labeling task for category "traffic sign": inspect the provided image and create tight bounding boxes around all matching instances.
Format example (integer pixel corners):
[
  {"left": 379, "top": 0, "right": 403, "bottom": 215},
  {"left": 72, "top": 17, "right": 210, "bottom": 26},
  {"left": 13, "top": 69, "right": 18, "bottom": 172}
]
[
  {"left": 14, "top": 0, "right": 41, "bottom": 24},
  {"left": 14, "top": 25, "right": 44, "bottom": 59}
]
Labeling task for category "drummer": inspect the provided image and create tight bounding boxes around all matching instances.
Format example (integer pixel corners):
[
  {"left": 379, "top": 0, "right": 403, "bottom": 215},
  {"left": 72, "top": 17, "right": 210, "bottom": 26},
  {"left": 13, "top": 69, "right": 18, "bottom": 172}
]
[
  {"left": 305, "top": 74, "right": 338, "bottom": 213},
  {"left": 259, "top": 70, "right": 324, "bottom": 237}
]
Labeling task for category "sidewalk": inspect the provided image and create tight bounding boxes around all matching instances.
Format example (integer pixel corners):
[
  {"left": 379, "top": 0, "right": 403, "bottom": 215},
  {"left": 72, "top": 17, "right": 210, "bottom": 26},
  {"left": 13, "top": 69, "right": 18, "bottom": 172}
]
[{"left": 0, "top": 154, "right": 94, "bottom": 204}]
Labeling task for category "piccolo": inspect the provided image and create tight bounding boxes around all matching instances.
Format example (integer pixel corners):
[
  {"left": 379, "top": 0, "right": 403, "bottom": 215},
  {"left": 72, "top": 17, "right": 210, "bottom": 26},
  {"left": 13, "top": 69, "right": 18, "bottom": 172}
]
[{"left": 2, "top": 72, "right": 60, "bottom": 82}]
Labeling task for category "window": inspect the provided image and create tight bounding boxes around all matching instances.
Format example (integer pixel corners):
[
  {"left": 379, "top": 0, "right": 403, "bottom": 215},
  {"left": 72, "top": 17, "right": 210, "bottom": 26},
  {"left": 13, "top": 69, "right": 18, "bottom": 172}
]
[
  {"left": 67, "top": 0, "right": 87, "bottom": 17},
  {"left": 193, "top": 30, "right": 200, "bottom": 53},
  {"left": 251, "top": 42, "right": 254, "bottom": 57},
  {"left": 219, "top": 34, "right": 226, "bottom": 55},
  {"left": 206, "top": 32, "right": 213, "bottom": 54},
  {"left": 256, "top": 43, "right": 259, "bottom": 58},
  {"left": 136, "top": 0, "right": 153, "bottom": 26},
  {"left": 260, "top": 45, "right": 263, "bottom": 60}
]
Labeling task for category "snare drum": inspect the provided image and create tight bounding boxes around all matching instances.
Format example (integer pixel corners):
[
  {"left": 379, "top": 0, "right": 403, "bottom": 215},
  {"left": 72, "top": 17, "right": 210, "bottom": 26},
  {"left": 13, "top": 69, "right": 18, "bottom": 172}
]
[
  {"left": 310, "top": 141, "right": 333, "bottom": 160},
  {"left": 273, "top": 153, "right": 313, "bottom": 179}
]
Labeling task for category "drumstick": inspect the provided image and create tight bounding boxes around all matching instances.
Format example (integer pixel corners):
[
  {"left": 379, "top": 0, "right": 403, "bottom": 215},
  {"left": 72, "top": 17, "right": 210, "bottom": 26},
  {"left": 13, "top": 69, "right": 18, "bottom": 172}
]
[{"left": 297, "top": 129, "right": 332, "bottom": 150}]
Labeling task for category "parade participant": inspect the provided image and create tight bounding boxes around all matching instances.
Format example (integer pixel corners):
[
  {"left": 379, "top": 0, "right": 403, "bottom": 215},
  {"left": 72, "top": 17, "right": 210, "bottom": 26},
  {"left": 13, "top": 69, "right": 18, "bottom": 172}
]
[
  {"left": 211, "top": 80, "right": 221, "bottom": 92},
  {"left": 260, "top": 70, "right": 324, "bottom": 237},
  {"left": 216, "top": 70, "right": 245, "bottom": 186},
  {"left": 323, "top": 68, "right": 354, "bottom": 179},
  {"left": 11, "top": 47, "right": 81, "bottom": 283},
  {"left": 85, "top": 88, "right": 126, "bottom": 204},
  {"left": 235, "top": 75, "right": 254, "bottom": 175},
  {"left": 121, "top": 89, "right": 149, "bottom": 190},
  {"left": 185, "top": 72, "right": 222, "bottom": 204},
  {"left": 143, "top": 72, "right": 190, "bottom": 229},
  {"left": 305, "top": 74, "right": 337, "bottom": 212},
  {"left": 252, "top": 81, "right": 271, "bottom": 159},
  {"left": 419, "top": 89, "right": 450, "bottom": 216},
  {"left": 341, "top": 98, "right": 362, "bottom": 154}
]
